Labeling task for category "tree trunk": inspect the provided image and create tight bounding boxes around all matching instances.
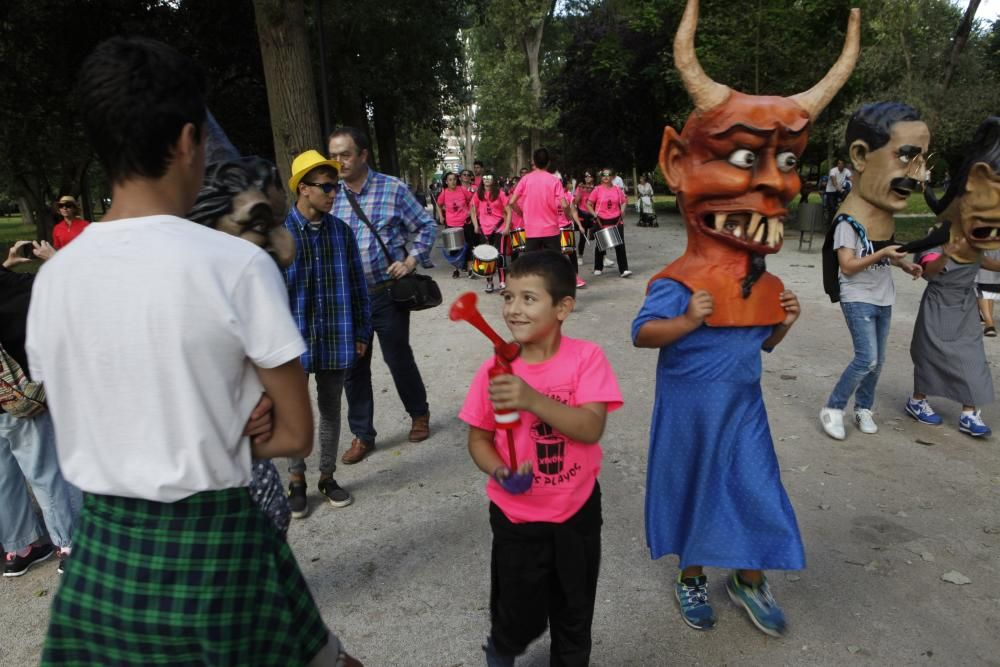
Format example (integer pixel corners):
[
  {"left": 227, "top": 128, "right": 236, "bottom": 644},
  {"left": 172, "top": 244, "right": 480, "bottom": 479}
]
[
  {"left": 253, "top": 0, "right": 323, "bottom": 190},
  {"left": 15, "top": 176, "right": 52, "bottom": 242},
  {"left": 372, "top": 97, "right": 400, "bottom": 176},
  {"left": 521, "top": 1, "right": 552, "bottom": 152},
  {"left": 942, "top": 0, "right": 982, "bottom": 90}
]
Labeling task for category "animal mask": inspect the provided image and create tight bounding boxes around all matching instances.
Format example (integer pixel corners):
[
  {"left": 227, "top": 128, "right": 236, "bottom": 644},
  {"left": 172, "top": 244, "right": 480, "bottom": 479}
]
[{"left": 655, "top": 0, "right": 860, "bottom": 326}]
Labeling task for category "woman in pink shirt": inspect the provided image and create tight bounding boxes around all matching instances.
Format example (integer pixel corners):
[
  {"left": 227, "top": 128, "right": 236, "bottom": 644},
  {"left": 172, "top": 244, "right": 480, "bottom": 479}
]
[
  {"left": 574, "top": 170, "right": 596, "bottom": 260},
  {"left": 559, "top": 176, "right": 588, "bottom": 289},
  {"left": 586, "top": 168, "right": 632, "bottom": 278},
  {"left": 472, "top": 173, "right": 511, "bottom": 292},
  {"left": 437, "top": 172, "right": 479, "bottom": 277}
]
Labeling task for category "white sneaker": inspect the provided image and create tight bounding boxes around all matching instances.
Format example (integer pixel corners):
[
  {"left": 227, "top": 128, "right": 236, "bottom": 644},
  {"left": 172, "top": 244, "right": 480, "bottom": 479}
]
[
  {"left": 577, "top": 257, "right": 584, "bottom": 266},
  {"left": 621, "top": 270, "right": 633, "bottom": 278},
  {"left": 593, "top": 269, "right": 603, "bottom": 276},
  {"left": 854, "top": 408, "right": 878, "bottom": 434},
  {"left": 604, "top": 257, "right": 615, "bottom": 267},
  {"left": 820, "top": 407, "right": 846, "bottom": 440}
]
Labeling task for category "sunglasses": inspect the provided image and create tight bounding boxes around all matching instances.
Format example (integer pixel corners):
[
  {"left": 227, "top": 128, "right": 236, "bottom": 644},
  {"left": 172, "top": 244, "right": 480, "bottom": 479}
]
[
  {"left": 302, "top": 181, "right": 337, "bottom": 194},
  {"left": 58, "top": 203, "right": 74, "bottom": 209},
  {"left": 600, "top": 171, "right": 611, "bottom": 177}
]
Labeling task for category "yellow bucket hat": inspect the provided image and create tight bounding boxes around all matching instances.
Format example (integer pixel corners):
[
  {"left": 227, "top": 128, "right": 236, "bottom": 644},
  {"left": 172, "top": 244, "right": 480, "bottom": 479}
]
[{"left": 288, "top": 150, "right": 342, "bottom": 193}]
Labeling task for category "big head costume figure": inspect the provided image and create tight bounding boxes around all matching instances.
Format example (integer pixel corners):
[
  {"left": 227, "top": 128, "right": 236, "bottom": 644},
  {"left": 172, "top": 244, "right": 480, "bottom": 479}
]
[
  {"left": 923, "top": 116, "right": 1000, "bottom": 264},
  {"left": 657, "top": 0, "right": 860, "bottom": 326},
  {"left": 839, "top": 102, "right": 931, "bottom": 242}
]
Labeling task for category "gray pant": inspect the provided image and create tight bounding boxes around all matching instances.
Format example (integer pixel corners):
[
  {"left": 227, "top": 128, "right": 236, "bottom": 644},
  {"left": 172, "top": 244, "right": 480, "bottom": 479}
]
[{"left": 289, "top": 369, "right": 347, "bottom": 477}]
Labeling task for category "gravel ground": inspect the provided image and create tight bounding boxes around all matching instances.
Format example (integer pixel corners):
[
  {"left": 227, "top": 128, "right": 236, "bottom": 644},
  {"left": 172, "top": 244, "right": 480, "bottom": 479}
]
[{"left": 2, "top": 211, "right": 998, "bottom": 666}]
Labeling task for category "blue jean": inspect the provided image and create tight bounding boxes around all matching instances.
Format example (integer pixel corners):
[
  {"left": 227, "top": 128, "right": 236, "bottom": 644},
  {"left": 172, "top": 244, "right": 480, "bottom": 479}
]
[
  {"left": 0, "top": 411, "right": 81, "bottom": 551},
  {"left": 826, "top": 302, "right": 892, "bottom": 411},
  {"left": 346, "top": 288, "right": 429, "bottom": 442}
]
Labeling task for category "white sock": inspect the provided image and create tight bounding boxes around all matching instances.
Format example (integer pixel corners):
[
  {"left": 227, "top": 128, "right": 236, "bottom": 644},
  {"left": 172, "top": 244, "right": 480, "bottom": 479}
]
[{"left": 962, "top": 409, "right": 976, "bottom": 416}]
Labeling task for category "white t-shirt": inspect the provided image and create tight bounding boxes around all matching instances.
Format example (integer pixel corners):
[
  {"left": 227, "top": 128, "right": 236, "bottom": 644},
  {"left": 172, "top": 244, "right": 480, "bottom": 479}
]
[
  {"left": 26, "top": 215, "right": 306, "bottom": 502},
  {"left": 826, "top": 167, "right": 850, "bottom": 193},
  {"left": 833, "top": 219, "right": 895, "bottom": 306}
]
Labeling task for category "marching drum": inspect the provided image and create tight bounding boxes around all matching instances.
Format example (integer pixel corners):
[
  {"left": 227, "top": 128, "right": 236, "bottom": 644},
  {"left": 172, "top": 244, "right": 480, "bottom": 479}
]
[
  {"left": 471, "top": 244, "right": 500, "bottom": 277},
  {"left": 559, "top": 227, "right": 576, "bottom": 255},
  {"left": 510, "top": 227, "right": 527, "bottom": 253},
  {"left": 442, "top": 227, "right": 465, "bottom": 252},
  {"left": 594, "top": 224, "right": 623, "bottom": 252}
]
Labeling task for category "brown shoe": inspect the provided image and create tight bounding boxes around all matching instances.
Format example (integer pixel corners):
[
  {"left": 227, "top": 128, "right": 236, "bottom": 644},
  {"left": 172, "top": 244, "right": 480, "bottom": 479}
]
[
  {"left": 341, "top": 438, "right": 374, "bottom": 464},
  {"left": 408, "top": 413, "right": 430, "bottom": 442}
]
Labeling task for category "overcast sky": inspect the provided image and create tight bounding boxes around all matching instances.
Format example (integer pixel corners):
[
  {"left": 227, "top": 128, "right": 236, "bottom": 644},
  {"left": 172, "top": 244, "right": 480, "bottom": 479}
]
[{"left": 969, "top": 0, "right": 1000, "bottom": 21}]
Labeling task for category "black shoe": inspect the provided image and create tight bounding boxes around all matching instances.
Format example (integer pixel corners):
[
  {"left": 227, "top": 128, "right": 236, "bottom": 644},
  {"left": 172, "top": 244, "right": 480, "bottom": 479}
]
[
  {"left": 452, "top": 269, "right": 461, "bottom": 279},
  {"left": 421, "top": 260, "right": 435, "bottom": 269},
  {"left": 318, "top": 477, "right": 354, "bottom": 508},
  {"left": 57, "top": 551, "right": 67, "bottom": 575},
  {"left": 287, "top": 481, "right": 309, "bottom": 519},
  {"left": 4, "top": 543, "right": 55, "bottom": 577}
]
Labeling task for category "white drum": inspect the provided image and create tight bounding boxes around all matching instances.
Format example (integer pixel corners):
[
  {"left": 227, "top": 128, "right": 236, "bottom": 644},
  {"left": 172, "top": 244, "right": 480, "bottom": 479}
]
[
  {"left": 594, "top": 224, "right": 623, "bottom": 252},
  {"left": 442, "top": 227, "right": 465, "bottom": 251}
]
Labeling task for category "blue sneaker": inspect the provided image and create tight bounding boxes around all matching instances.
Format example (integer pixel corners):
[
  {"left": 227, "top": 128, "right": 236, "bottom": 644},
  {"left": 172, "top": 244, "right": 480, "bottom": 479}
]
[
  {"left": 906, "top": 398, "right": 943, "bottom": 425},
  {"left": 674, "top": 573, "right": 716, "bottom": 630},
  {"left": 726, "top": 572, "right": 786, "bottom": 637},
  {"left": 959, "top": 410, "right": 992, "bottom": 437}
]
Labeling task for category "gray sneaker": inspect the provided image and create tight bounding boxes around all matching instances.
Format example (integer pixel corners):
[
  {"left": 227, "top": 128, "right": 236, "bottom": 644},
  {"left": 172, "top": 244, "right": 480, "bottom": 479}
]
[{"left": 318, "top": 478, "right": 353, "bottom": 508}]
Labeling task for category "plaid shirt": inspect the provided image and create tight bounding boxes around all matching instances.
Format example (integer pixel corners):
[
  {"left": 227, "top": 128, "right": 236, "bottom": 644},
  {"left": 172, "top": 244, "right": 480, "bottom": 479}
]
[
  {"left": 283, "top": 206, "right": 372, "bottom": 372},
  {"left": 331, "top": 169, "right": 437, "bottom": 286}
]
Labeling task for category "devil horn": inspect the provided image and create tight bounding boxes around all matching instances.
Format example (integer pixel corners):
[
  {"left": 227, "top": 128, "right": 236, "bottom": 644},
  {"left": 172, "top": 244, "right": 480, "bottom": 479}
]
[
  {"left": 674, "top": 0, "right": 730, "bottom": 113},
  {"left": 789, "top": 9, "right": 861, "bottom": 120}
]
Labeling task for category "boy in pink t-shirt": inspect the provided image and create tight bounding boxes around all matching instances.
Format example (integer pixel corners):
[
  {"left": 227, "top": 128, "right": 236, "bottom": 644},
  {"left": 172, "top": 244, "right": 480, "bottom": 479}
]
[{"left": 459, "top": 251, "right": 623, "bottom": 665}]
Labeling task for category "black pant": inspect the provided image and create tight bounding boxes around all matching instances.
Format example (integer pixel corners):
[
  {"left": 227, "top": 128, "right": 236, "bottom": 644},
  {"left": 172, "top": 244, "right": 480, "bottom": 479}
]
[
  {"left": 577, "top": 213, "right": 595, "bottom": 255},
  {"left": 593, "top": 218, "right": 628, "bottom": 273},
  {"left": 525, "top": 234, "right": 578, "bottom": 275},
  {"left": 489, "top": 483, "right": 602, "bottom": 666}
]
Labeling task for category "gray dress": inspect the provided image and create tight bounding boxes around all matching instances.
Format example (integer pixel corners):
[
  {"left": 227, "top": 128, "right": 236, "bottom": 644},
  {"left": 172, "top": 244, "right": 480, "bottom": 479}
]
[{"left": 910, "top": 253, "right": 995, "bottom": 406}]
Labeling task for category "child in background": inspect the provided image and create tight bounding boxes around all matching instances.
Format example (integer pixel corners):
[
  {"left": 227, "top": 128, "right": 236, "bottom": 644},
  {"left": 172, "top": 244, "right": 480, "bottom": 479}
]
[
  {"left": 558, "top": 175, "right": 588, "bottom": 289},
  {"left": 977, "top": 248, "right": 1000, "bottom": 337},
  {"left": 632, "top": 278, "right": 804, "bottom": 637},
  {"left": 473, "top": 173, "right": 511, "bottom": 293},
  {"left": 460, "top": 251, "right": 623, "bottom": 666}
]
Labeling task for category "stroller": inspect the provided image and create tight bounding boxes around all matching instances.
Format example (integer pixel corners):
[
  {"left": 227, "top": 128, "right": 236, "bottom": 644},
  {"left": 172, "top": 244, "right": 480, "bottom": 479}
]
[{"left": 637, "top": 190, "right": 658, "bottom": 227}]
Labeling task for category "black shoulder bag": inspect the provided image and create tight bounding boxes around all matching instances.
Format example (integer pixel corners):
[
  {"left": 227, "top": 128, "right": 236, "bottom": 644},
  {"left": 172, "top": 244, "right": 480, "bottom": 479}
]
[{"left": 344, "top": 190, "right": 442, "bottom": 311}]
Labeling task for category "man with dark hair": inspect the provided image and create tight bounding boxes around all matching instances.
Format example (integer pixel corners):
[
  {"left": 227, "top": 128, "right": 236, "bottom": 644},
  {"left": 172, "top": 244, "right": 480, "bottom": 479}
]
[
  {"left": 507, "top": 147, "right": 573, "bottom": 253},
  {"left": 283, "top": 150, "right": 372, "bottom": 515},
  {"left": 473, "top": 159, "right": 484, "bottom": 189},
  {"left": 29, "top": 37, "right": 351, "bottom": 665},
  {"left": 820, "top": 101, "right": 926, "bottom": 440},
  {"left": 328, "top": 126, "right": 436, "bottom": 464},
  {"left": 824, "top": 158, "right": 850, "bottom": 222}
]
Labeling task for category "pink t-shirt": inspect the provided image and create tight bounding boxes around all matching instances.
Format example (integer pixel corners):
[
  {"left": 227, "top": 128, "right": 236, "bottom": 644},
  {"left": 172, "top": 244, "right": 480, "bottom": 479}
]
[
  {"left": 473, "top": 191, "right": 509, "bottom": 236},
  {"left": 459, "top": 337, "right": 623, "bottom": 524},
  {"left": 437, "top": 188, "right": 473, "bottom": 227},
  {"left": 588, "top": 184, "right": 626, "bottom": 222},
  {"left": 558, "top": 190, "right": 574, "bottom": 227},
  {"left": 512, "top": 169, "right": 565, "bottom": 238}
]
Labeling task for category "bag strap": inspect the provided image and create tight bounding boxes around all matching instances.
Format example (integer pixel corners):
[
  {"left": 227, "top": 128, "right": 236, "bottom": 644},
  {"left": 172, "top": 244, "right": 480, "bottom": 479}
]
[{"left": 343, "top": 188, "right": 396, "bottom": 266}]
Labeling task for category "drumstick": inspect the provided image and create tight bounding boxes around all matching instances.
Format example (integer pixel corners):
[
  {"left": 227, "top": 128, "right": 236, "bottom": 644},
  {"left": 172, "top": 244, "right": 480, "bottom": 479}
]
[{"left": 502, "top": 426, "right": 518, "bottom": 469}]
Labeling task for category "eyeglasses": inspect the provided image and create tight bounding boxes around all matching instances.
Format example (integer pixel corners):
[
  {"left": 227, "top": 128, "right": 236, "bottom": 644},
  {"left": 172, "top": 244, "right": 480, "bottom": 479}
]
[{"left": 302, "top": 181, "right": 337, "bottom": 194}]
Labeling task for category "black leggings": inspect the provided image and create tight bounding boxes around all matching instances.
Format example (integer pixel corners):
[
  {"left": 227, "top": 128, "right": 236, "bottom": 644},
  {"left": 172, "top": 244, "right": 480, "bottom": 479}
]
[
  {"left": 593, "top": 218, "right": 628, "bottom": 273},
  {"left": 525, "top": 234, "right": 578, "bottom": 275}
]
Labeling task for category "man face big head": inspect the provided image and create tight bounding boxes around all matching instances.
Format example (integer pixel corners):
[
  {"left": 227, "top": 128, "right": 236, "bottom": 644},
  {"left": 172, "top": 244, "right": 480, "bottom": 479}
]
[
  {"left": 846, "top": 102, "right": 930, "bottom": 214},
  {"left": 327, "top": 127, "right": 369, "bottom": 184},
  {"left": 75, "top": 37, "right": 207, "bottom": 212}
]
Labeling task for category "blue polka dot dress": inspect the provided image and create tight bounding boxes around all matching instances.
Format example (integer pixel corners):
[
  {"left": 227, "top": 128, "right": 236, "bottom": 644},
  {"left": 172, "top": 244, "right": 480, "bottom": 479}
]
[{"left": 632, "top": 279, "right": 804, "bottom": 571}]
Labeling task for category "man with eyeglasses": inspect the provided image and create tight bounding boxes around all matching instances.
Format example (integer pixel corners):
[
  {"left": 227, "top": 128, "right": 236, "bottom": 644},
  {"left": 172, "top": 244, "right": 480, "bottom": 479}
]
[
  {"left": 282, "top": 150, "right": 372, "bottom": 515},
  {"left": 327, "top": 126, "right": 435, "bottom": 465},
  {"left": 51, "top": 196, "right": 90, "bottom": 249}
]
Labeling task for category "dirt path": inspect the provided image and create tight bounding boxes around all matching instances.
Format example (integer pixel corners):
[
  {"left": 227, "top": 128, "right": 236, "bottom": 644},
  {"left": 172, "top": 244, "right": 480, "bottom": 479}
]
[{"left": 3, "top": 212, "right": 998, "bottom": 666}]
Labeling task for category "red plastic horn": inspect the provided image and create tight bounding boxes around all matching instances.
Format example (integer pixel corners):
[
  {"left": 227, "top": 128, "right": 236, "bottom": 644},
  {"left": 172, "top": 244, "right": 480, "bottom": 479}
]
[{"left": 449, "top": 292, "right": 519, "bottom": 361}]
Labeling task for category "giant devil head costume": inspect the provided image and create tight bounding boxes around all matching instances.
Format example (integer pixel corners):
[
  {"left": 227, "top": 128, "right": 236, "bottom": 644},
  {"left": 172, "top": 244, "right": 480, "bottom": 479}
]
[{"left": 655, "top": 0, "right": 860, "bottom": 326}]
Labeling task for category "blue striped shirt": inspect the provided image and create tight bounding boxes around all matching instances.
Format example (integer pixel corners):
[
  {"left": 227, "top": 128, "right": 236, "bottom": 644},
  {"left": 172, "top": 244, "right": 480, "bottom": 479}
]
[
  {"left": 331, "top": 169, "right": 437, "bottom": 286},
  {"left": 283, "top": 205, "right": 372, "bottom": 372}
]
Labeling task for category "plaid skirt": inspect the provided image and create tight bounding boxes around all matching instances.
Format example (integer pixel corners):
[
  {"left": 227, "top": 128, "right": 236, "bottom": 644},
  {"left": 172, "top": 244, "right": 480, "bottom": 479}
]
[{"left": 42, "top": 488, "right": 328, "bottom": 666}]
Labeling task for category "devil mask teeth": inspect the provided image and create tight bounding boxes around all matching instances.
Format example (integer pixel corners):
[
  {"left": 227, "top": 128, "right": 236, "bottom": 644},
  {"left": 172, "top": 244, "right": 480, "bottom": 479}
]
[{"left": 704, "top": 211, "right": 786, "bottom": 248}]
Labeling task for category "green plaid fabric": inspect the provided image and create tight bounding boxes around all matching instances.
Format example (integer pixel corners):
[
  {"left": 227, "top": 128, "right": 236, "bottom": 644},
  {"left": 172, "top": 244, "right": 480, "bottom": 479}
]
[{"left": 42, "top": 489, "right": 328, "bottom": 666}]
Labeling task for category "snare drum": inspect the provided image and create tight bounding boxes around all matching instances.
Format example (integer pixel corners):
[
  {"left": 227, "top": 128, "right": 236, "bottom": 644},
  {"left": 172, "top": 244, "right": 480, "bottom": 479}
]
[
  {"left": 510, "top": 228, "right": 527, "bottom": 253},
  {"left": 472, "top": 244, "right": 499, "bottom": 277},
  {"left": 442, "top": 227, "right": 465, "bottom": 252},
  {"left": 559, "top": 227, "right": 576, "bottom": 255},
  {"left": 594, "top": 224, "right": 623, "bottom": 252}
]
